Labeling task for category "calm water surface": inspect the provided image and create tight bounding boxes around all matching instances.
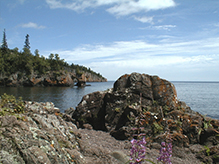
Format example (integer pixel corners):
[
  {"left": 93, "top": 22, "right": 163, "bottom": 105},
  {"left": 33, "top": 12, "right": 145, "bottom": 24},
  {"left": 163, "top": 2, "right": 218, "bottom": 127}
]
[
  {"left": 0, "top": 81, "right": 218, "bottom": 119},
  {"left": 0, "top": 82, "right": 114, "bottom": 112},
  {"left": 174, "top": 81, "right": 219, "bottom": 119}
]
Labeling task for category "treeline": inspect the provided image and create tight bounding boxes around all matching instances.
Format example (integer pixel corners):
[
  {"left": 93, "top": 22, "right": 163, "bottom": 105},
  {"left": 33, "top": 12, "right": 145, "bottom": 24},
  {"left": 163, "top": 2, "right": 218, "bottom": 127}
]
[{"left": 0, "top": 29, "right": 104, "bottom": 78}]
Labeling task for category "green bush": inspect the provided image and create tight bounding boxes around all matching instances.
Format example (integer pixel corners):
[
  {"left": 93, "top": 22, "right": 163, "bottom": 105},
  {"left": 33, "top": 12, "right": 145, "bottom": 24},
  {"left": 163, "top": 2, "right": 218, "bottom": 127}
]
[{"left": 0, "top": 93, "right": 25, "bottom": 116}]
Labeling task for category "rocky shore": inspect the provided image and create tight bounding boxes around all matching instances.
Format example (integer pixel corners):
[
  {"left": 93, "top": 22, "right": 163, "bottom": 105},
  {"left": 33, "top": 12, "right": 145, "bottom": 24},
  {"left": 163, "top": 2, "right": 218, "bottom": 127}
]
[
  {"left": 0, "top": 73, "right": 219, "bottom": 164},
  {"left": 0, "top": 71, "right": 107, "bottom": 87}
]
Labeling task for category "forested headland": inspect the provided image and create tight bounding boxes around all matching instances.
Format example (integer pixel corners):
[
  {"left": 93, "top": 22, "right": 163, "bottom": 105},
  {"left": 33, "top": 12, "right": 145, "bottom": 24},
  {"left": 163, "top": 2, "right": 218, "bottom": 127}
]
[{"left": 0, "top": 29, "right": 106, "bottom": 86}]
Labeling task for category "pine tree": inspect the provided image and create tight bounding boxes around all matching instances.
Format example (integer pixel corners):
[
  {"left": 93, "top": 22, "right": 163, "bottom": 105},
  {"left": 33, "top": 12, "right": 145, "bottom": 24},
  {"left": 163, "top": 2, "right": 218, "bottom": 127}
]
[
  {"left": 24, "top": 34, "right": 30, "bottom": 50},
  {"left": 34, "top": 49, "right": 40, "bottom": 57},
  {"left": 1, "top": 29, "right": 8, "bottom": 49},
  {"left": 1, "top": 29, "right": 8, "bottom": 55}
]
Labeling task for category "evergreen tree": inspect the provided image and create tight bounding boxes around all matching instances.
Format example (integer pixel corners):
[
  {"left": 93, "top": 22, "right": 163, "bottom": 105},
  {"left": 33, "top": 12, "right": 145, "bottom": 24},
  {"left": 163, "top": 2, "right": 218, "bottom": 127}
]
[
  {"left": 24, "top": 34, "right": 30, "bottom": 50},
  {"left": 34, "top": 49, "right": 40, "bottom": 57},
  {"left": 1, "top": 29, "right": 8, "bottom": 49},
  {"left": 0, "top": 50, "right": 4, "bottom": 75},
  {"left": 23, "top": 34, "right": 31, "bottom": 56},
  {"left": 0, "top": 30, "right": 104, "bottom": 79},
  {"left": 49, "top": 53, "right": 54, "bottom": 60},
  {"left": 1, "top": 29, "right": 9, "bottom": 55}
]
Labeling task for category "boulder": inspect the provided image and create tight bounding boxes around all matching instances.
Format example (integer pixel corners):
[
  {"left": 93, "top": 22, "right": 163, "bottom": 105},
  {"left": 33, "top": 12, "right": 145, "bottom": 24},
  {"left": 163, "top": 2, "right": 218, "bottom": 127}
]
[
  {"left": 73, "top": 73, "right": 179, "bottom": 139},
  {"left": 113, "top": 73, "right": 178, "bottom": 109},
  {"left": 72, "top": 72, "right": 219, "bottom": 148}
]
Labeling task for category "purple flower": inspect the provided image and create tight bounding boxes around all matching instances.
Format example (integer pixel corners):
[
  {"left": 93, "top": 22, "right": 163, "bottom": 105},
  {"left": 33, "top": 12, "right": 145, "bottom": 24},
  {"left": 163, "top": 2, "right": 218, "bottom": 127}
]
[
  {"left": 130, "top": 137, "right": 147, "bottom": 164},
  {"left": 157, "top": 142, "right": 172, "bottom": 164}
]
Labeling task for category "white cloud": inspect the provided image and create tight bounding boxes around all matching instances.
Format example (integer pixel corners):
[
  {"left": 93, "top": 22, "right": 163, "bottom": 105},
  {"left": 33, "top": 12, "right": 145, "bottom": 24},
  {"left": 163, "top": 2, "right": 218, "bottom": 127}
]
[
  {"left": 89, "top": 53, "right": 219, "bottom": 81},
  {"left": 20, "top": 22, "right": 46, "bottom": 29},
  {"left": 90, "top": 54, "right": 216, "bottom": 70},
  {"left": 133, "top": 16, "right": 154, "bottom": 23},
  {"left": 51, "top": 38, "right": 219, "bottom": 63},
  {"left": 140, "top": 25, "right": 176, "bottom": 30},
  {"left": 46, "top": 0, "right": 176, "bottom": 16},
  {"left": 46, "top": 0, "right": 94, "bottom": 11},
  {"left": 154, "top": 25, "right": 176, "bottom": 30},
  {"left": 45, "top": 0, "right": 63, "bottom": 9},
  {"left": 106, "top": 0, "right": 176, "bottom": 16},
  {"left": 47, "top": 37, "right": 219, "bottom": 80}
]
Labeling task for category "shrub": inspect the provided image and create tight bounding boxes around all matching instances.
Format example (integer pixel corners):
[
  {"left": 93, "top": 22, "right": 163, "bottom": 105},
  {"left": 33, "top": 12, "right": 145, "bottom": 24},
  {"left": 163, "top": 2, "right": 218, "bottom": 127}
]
[{"left": 0, "top": 93, "right": 25, "bottom": 116}]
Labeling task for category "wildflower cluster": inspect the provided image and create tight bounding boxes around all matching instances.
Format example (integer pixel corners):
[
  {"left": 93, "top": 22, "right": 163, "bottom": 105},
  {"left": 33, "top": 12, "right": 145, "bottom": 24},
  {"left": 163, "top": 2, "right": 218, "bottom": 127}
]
[
  {"left": 157, "top": 141, "right": 172, "bottom": 164},
  {"left": 128, "top": 93, "right": 173, "bottom": 164},
  {"left": 130, "top": 137, "right": 147, "bottom": 164}
]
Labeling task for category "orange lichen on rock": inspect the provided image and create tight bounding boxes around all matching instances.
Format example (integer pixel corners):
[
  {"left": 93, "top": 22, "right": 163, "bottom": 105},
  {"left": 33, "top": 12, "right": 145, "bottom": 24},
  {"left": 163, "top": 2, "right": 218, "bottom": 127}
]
[
  {"left": 30, "top": 77, "right": 43, "bottom": 85},
  {"left": 151, "top": 76, "right": 178, "bottom": 109}
]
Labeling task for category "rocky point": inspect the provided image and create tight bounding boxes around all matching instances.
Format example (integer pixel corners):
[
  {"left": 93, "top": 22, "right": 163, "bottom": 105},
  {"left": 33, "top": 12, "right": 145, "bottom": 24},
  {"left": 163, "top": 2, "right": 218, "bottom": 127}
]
[
  {"left": 0, "top": 72, "right": 219, "bottom": 164},
  {"left": 0, "top": 71, "right": 107, "bottom": 87},
  {"left": 72, "top": 72, "right": 219, "bottom": 163}
]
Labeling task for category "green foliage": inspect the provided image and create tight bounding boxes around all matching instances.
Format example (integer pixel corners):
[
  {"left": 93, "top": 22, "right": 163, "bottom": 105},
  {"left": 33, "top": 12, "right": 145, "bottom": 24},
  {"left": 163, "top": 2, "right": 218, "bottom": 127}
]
[
  {"left": 198, "top": 116, "right": 213, "bottom": 137},
  {"left": 162, "top": 105, "right": 170, "bottom": 116},
  {"left": 152, "top": 100, "right": 158, "bottom": 105},
  {"left": 1, "top": 29, "right": 8, "bottom": 50},
  {"left": 152, "top": 121, "right": 164, "bottom": 134},
  {"left": 0, "top": 93, "right": 25, "bottom": 116},
  {"left": 115, "top": 107, "right": 121, "bottom": 113},
  {"left": 53, "top": 71, "right": 63, "bottom": 77},
  {"left": 34, "top": 49, "right": 40, "bottom": 57},
  {"left": 58, "top": 140, "right": 70, "bottom": 148},
  {"left": 0, "top": 29, "right": 105, "bottom": 80},
  {"left": 71, "top": 63, "right": 104, "bottom": 78},
  {"left": 0, "top": 50, "right": 4, "bottom": 74},
  {"left": 203, "top": 118, "right": 213, "bottom": 130},
  {"left": 203, "top": 146, "right": 211, "bottom": 156},
  {"left": 76, "top": 67, "right": 83, "bottom": 76},
  {"left": 24, "top": 34, "right": 30, "bottom": 50},
  {"left": 0, "top": 46, "right": 104, "bottom": 78}
]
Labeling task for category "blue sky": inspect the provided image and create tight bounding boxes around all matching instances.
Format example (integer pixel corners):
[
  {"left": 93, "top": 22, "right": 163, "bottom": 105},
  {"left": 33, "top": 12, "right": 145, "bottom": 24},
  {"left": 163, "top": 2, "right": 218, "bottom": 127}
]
[{"left": 0, "top": 0, "right": 219, "bottom": 81}]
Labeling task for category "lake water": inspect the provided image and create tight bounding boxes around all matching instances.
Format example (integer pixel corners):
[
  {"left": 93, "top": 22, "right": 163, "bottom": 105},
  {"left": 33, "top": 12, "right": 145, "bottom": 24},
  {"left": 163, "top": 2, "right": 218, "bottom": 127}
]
[{"left": 0, "top": 81, "right": 218, "bottom": 119}]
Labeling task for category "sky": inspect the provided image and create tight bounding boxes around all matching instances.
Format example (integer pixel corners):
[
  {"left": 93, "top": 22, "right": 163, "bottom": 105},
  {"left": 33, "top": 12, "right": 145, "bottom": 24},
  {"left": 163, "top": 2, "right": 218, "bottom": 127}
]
[{"left": 0, "top": 0, "right": 219, "bottom": 81}]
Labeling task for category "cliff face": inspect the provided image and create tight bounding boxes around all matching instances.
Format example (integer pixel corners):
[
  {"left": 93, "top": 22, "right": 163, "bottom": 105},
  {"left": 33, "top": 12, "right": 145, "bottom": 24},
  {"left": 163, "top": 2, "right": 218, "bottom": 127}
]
[{"left": 0, "top": 71, "right": 107, "bottom": 87}]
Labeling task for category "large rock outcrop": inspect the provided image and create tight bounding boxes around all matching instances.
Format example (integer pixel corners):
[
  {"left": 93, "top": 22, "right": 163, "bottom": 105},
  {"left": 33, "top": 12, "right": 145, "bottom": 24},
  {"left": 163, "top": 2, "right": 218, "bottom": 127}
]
[{"left": 72, "top": 73, "right": 219, "bottom": 150}]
